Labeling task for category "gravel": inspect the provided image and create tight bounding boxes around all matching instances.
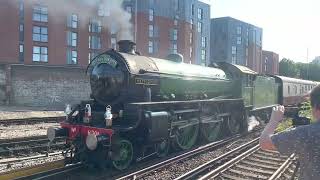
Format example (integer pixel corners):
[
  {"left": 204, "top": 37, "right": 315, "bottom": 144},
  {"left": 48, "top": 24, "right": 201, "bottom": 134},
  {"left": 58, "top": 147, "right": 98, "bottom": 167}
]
[
  {"left": 0, "top": 154, "right": 64, "bottom": 173},
  {"left": 0, "top": 123, "right": 59, "bottom": 139},
  {"left": 0, "top": 106, "right": 64, "bottom": 120},
  {"left": 140, "top": 131, "right": 262, "bottom": 180}
]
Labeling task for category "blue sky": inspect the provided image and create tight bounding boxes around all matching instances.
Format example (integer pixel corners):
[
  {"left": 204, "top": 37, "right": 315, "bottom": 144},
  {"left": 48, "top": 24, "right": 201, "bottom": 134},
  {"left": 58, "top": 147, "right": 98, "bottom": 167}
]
[{"left": 208, "top": 0, "right": 320, "bottom": 62}]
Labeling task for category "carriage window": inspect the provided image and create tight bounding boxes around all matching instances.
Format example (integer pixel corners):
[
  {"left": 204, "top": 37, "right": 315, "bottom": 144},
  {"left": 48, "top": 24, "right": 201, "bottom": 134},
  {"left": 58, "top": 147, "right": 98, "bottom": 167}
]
[
  {"left": 294, "top": 85, "right": 297, "bottom": 95},
  {"left": 288, "top": 85, "right": 290, "bottom": 94}
]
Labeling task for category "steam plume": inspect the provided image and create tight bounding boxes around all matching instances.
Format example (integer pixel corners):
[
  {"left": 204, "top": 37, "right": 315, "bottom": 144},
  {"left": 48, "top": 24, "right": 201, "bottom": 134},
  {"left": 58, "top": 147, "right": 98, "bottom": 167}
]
[
  {"left": 100, "top": 0, "right": 133, "bottom": 40},
  {"left": 247, "top": 116, "right": 260, "bottom": 131},
  {"left": 16, "top": 0, "right": 133, "bottom": 41}
]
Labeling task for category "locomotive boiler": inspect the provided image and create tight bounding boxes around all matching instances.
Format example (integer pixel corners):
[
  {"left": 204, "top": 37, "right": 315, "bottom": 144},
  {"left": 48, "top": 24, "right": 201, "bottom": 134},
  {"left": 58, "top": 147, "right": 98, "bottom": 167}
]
[{"left": 47, "top": 40, "right": 248, "bottom": 170}]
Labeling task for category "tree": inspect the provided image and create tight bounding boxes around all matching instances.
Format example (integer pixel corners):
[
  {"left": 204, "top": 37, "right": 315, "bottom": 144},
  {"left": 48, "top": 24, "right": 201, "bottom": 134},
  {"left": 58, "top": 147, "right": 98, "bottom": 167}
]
[
  {"left": 312, "top": 56, "right": 320, "bottom": 64},
  {"left": 279, "top": 58, "right": 298, "bottom": 78}
]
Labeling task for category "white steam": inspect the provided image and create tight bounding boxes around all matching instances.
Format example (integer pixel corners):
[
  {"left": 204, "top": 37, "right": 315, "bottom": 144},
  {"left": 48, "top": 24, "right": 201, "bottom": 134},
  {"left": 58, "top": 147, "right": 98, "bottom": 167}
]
[
  {"left": 247, "top": 116, "right": 260, "bottom": 132},
  {"left": 100, "top": 0, "right": 133, "bottom": 40},
  {"left": 16, "top": 0, "right": 133, "bottom": 41}
]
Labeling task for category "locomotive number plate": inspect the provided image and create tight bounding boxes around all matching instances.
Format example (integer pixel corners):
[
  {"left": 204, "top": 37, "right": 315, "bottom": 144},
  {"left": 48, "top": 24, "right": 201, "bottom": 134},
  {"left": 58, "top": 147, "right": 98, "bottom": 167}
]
[{"left": 135, "top": 78, "right": 158, "bottom": 85}]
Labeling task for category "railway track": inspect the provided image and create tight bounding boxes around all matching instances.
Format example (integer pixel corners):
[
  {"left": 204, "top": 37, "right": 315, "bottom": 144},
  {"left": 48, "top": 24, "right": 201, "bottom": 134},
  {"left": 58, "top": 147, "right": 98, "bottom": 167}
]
[
  {"left": 0, "top": 116, "right": 64, "bottom": 126},
  {"left": 0, "top": 128, "right": 262, "bottom": 180},
  {"left": 114, "top": 128, "right": 263, "bottom": 180},
  {"left": 0, "top": 137, "right": 65, "bottom": 157},
  {"left": 175, "top": 138, "right": 296, "bottom": 180}
]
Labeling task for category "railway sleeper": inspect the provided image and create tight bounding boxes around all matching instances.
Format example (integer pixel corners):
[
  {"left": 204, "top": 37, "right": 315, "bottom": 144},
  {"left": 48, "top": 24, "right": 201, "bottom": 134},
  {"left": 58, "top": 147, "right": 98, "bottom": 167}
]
[
  {"left": 241, "top": 160, "right": 279, "bottom": 170},
  {"left": 234, "top": 164, "right": 275, "bottom": 175},
  {"left": 227, "top": 168, "right": 270, "bottom": 179}
]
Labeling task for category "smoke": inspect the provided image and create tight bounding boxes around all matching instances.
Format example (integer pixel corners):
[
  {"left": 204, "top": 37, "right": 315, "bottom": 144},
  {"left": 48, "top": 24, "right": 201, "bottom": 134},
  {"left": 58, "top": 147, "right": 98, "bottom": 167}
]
[
  {"left": 16, "top": 0, "right": 133, "bottom": 41},
  {"left": 247, "top": 116, "right": 260, "bottom": 132},
  {"left": 100, "top": 0, "right": 133, "bottom": 40}
]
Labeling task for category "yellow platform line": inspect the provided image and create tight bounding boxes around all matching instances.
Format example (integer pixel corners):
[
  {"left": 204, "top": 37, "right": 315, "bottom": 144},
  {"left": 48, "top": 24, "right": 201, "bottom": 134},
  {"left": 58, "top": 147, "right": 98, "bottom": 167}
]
[{"left": 0, "top": 160, "right": 65, "bottom": 180}]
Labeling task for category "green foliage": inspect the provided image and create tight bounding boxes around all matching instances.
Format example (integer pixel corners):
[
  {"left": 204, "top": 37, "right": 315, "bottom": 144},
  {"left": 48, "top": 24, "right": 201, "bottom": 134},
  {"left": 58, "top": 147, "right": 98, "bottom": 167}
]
[
  {"left": 275, "top": 101, "right": 314, "bottom": 132},
  {"left": 279, "top": 58, "right": 320, "bottom": 81},
  {"left": 312, "top": 57, "right": 320, "bottom": 64},
  {"left": 279, "top": 58, "right": 298, "bottom": 78},
  {"left": 299, "top": 101, "right": 315, "bottom": 122},
  {"left": 276, "top": 118, "right": 292, "bottom": 132}
]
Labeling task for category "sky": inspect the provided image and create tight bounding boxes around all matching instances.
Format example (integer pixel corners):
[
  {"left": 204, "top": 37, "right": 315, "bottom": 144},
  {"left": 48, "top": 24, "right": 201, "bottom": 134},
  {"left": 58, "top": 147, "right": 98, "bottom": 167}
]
[{"left": 208, "top": 0, "right": 320, "bottom": 62}]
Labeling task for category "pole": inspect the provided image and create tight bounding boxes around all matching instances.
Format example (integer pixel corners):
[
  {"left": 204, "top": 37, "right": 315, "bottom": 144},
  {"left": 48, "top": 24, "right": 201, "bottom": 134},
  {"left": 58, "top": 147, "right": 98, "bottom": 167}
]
[
  {"left": 134, "top": 0, "right": 138, "bottom": 42},
  {"left": 307, "top": 48, "right": 309, "bottom": 80}
]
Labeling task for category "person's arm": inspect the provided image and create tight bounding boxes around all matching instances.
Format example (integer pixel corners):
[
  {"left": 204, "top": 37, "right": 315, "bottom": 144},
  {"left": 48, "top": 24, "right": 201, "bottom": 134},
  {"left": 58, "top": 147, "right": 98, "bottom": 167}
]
[{"left": 259, "top": 105, "right": 284, "bottom": 151}]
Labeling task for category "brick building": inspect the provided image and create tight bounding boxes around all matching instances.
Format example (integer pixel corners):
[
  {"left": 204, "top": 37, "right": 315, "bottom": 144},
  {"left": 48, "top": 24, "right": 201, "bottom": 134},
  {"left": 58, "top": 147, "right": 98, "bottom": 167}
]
[
  {"left": 0, "top": 0, "right": 210, "bottom": 67},
  {"left": 0, "top": 0, "right": 211, "bottom": 107},
  {"left": 210, "top": 17, "right": 263, "bottom": 73},
  {"left": 262, "top": 50, "right": 279, "bottom": 75}
]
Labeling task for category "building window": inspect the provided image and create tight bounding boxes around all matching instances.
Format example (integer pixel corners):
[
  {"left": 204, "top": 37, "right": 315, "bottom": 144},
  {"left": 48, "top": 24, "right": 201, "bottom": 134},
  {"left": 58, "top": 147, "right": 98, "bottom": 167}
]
[
  {"left": 33, "top": 26, "right": 48, "bottom": 42},
  {"left": 67, "top": 14, "right": 78, "bottom": 29},
  {"left": 67, "top": 49, "right": 77, "bottom": 64},
  {"left": 33, "top": 46, "right": 48, "bottom": 62},
  {"left": 67, "top": 31, "right": 77, "bottom": 47},
  {"left": 19, "top": 44, "right": 24, "bottom": 62},
  {"left": 173, "top": 29, "right": 178, "bottom": 41},
  {"left": 88, "top": 51, "right": 99, "bottom": 63},
  {"left": 33, "top": 5, "right": 48, "bottom": 22},
  {"left": 231, "top": 46, "right": 237, "bottom": 54},
  {"left": 111, "top": 37, "right": 117, "bottom": 49},
  {"left": 191, "top": 4, "right": 194, "bottom": 16},
  {"left": 264, "top": 58, "right": 268, "bottom": 72},
  {"left": 198, "top": 8, "right": 203, "bottom": 20},
  {"left": 174, "top": 19, "right": 178, "bottom": 26},
  {"left": 89, "top": 19, "right": 102, "bottom": 33},
  {"left": 197, "top": 22, "right": 202, "bottom": 33},
  {"left": 237, "top": 26, "right": 242, "bottom": 34},
  {"left": 201, "top": 36, "right": 206, "bottom": 48},
  {"left": 237, "top": 37, "right": 242, "bottom": 45},
  {"left": 19, "top": 44, "right": 24, "bottom": 53},
  {"left": 149, "top": 25, "right": 154, "bottom": 37},
  {"left": 173, "top": 0, "right": 179, "bottom": 11},
  {"left": 171, "top": 43, "right": 177, "bottom": 54},
  {"left": 89, "top": 35, "right": 101, "bottom": 49},
  {"left": 148, "top": 41, "right": 153, "bottom": 54},
  {"left": 149, "top": 9, "right": 154, "bottom": 21},
  {"left": 189, "top": 33, "right": 193, "bottom": 44},
  {"left": 19, "top": 0, "right": 24, "bottom": 19},
  {"left": 19, "top": 24, "right": 24, "bottom": 42},
  {"left": 201, "top": 49, "right": 206, "bottom": 62},
  {"left": 189, "top": 46, "right": 193, "bottom": 58},
  {"left": 190, "top": 19, "right": 194, "bottom": 29},
  {"left": 232, "top": 56, "right": 236, "bottom": 64}
]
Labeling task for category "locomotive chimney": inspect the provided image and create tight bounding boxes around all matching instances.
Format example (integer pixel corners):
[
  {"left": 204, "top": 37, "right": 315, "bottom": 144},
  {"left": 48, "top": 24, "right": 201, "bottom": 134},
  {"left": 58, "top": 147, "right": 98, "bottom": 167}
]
[{"left": 118, "top": 40, "right": 136, "bottom": 54}]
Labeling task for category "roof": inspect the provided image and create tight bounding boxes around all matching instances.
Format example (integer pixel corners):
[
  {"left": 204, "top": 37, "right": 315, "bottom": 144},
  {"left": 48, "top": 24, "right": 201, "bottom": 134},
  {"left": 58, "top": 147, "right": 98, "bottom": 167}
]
[
  {"left": 231, "top": 64, "right": 258, "bottom": 75},
  {"left": 274, "top": 75, "right": 319, "bottom": 85}
]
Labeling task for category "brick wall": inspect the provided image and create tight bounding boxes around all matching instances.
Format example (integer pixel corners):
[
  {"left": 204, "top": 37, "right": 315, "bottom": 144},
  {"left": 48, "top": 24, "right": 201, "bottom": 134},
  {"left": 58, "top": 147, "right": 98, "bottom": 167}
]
[
  {"left": 9, "top": 65, "right": 91, "bottom": 107},
  {"left": 0, "top": 65, "right": 5, "bottom": 104}
]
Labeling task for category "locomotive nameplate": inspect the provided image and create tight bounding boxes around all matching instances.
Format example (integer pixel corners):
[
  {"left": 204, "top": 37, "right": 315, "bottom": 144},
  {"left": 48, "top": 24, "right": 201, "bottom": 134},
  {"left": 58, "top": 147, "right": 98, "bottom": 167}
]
[
  {"left": 90, "top": 54, "right": 118, "bottom": 68},
  {"left": 135, "top": 78, "right": 158, "bottom": 85}
]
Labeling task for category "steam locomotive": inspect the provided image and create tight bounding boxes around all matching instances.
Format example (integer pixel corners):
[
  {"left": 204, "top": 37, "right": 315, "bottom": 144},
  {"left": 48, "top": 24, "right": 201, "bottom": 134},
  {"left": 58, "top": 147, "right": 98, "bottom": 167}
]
[{"left": 47, "top": 40, "right": 318, "bottom": 170}]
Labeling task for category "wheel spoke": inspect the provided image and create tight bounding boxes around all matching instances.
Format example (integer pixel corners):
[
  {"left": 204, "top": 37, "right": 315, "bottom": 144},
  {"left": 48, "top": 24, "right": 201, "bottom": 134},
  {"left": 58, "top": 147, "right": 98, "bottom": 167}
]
[
  {"left": 175, "top": 123, "right": 199, "bottom": 150},
  {"left": 112, "top": 139, "right": 133, "bottom": 171}
]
